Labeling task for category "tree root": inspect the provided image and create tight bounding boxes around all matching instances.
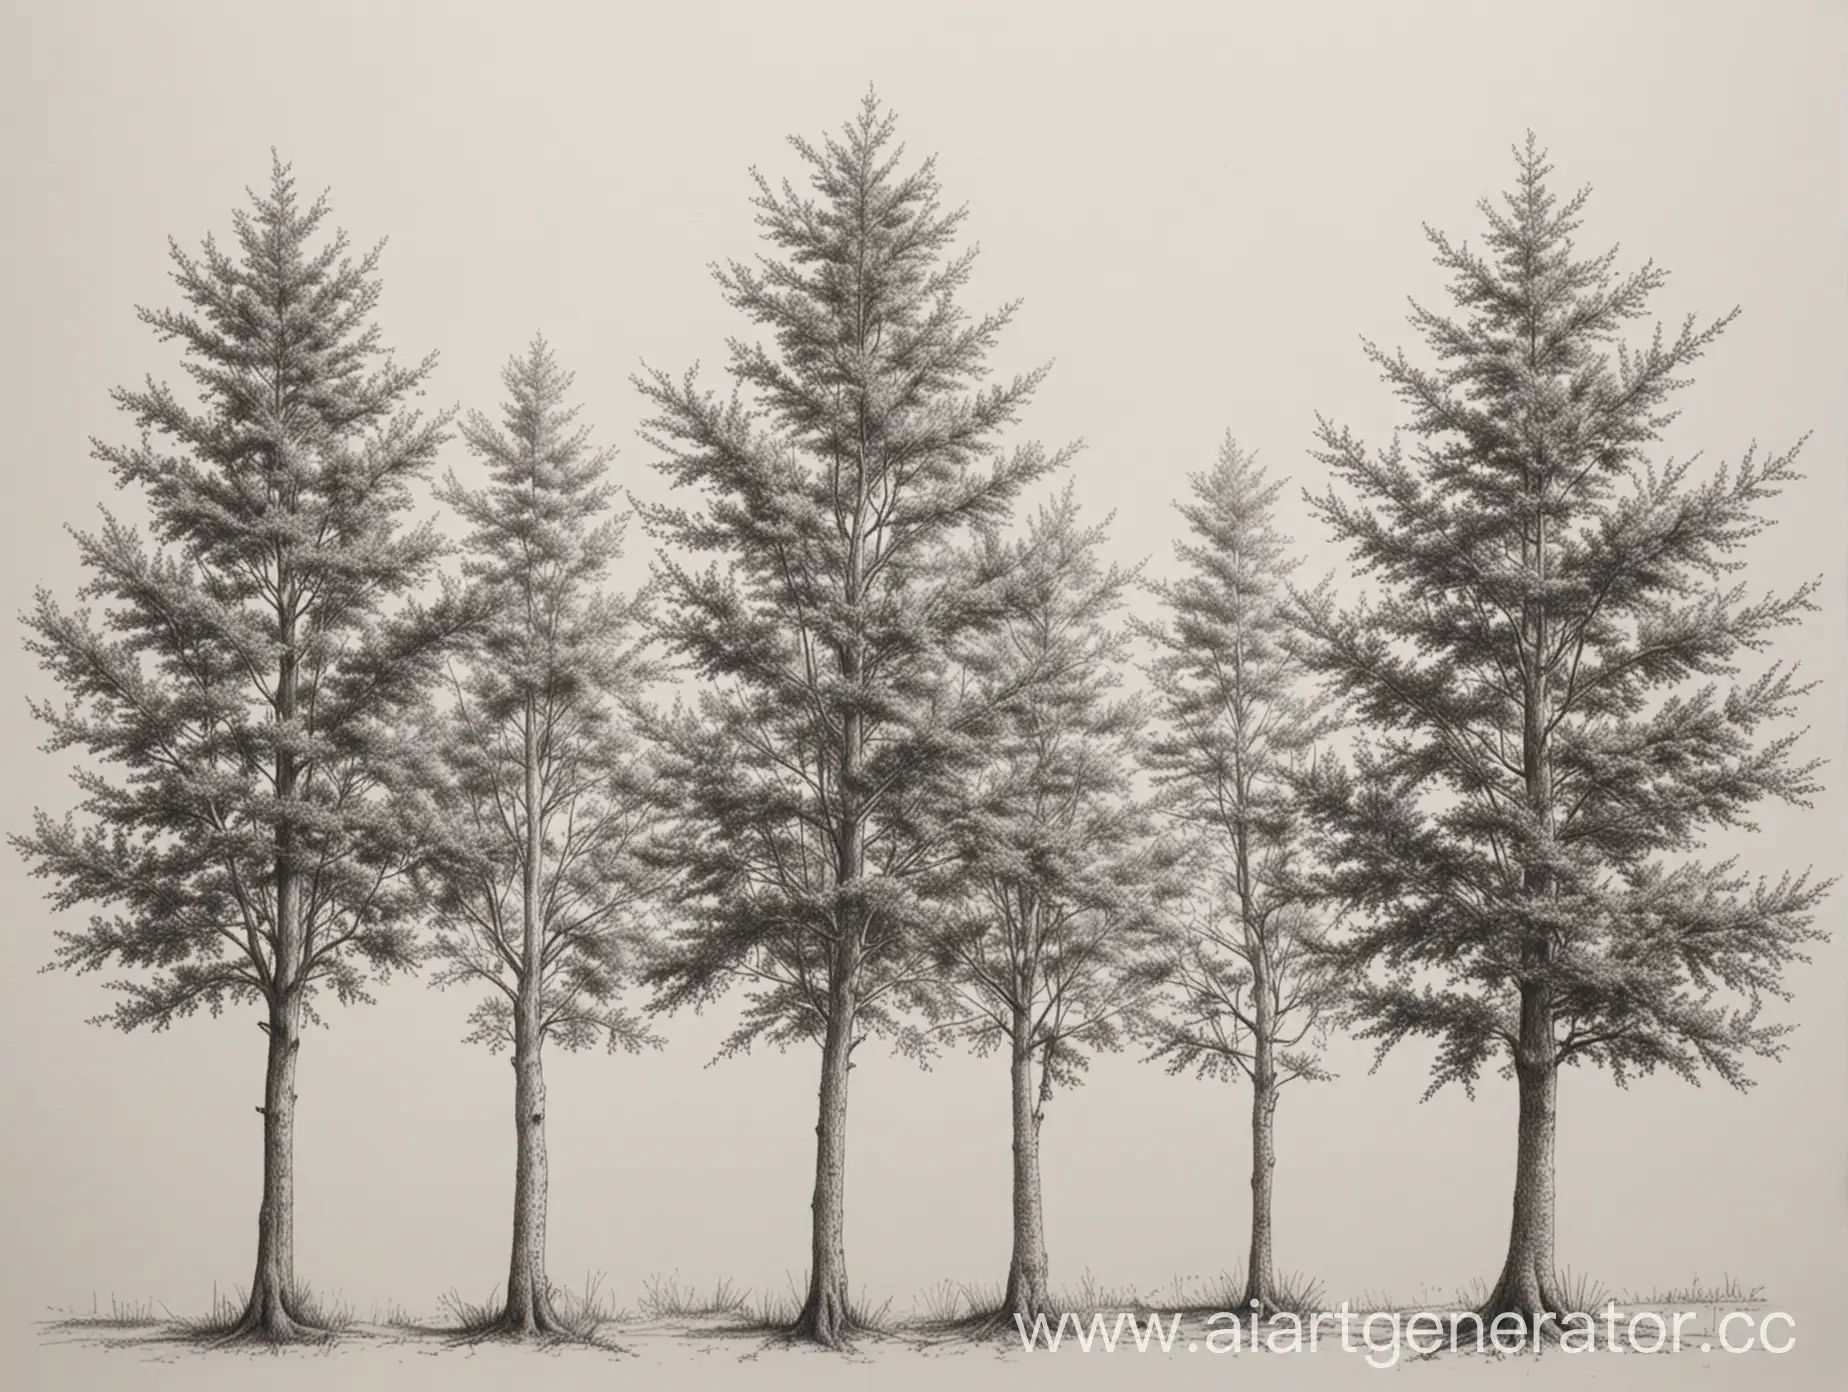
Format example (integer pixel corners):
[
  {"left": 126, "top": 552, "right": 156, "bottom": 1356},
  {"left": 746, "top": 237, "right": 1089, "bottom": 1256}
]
[{"left": 791, "top": 1282, "right": 854, "bottom": 1349}]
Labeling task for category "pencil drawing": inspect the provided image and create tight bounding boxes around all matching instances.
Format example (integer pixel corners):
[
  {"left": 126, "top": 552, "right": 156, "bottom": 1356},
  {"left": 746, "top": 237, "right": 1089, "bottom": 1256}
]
[
  {"left": 6, "top": 21, "right": 1837, "bottom": 1383},
  {"left": 418, "top": 338, "right": 668, "bottom": 1338},
  {"left": 1293, "top": 135, "right": 1830, "bottom": 1334},
  {"left": 15, "top": 165, "right": 480, "bottom": 1342}
]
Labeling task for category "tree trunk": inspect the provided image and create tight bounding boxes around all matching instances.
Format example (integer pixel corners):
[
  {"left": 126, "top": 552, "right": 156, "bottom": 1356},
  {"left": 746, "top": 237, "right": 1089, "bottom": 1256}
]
[
  {"left": 232, "top": 991, "right": 308, "bottom": 1340},
  {"left": 1482, "top": 481, "right": 1568, "bottom": 1341},
  {"left": 1477, "top": 985, "right": 1567, "bottom": 1337},
  {"left": 794, "top": 986, "right": 855, "bottom": 1347},
  {"left": 502, "top": 1004, "right": 558, "bottom": 1334},
  {"left": 500, "top": 694, "right": 560, "bottom": 1335},
  {"left": 793, "top": 473, "right": 867, "bottom": 1350},
  {"left": 1002, "top": 1020, "right": 1051, "bottom": 1323},
  {"left": 1242, "top": 1048, "right": 1280, "bottom": 1316},
  {"left": 1240, "top": 883, "right": 1282, "bottom": 1317},
  {"left": 230, "top": 555, "right": 314, "bottom": 1341}
]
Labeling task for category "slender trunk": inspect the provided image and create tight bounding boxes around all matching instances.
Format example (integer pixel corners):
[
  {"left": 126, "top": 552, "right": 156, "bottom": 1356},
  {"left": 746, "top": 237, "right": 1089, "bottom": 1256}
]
[
  {"left": 794, "top": 496, "right": 865, "bottom": 1350},
  {"left": 1239, "top": 868, "right": 1281, "bottom": 1316},
  {"left": 796, "top": 754, "right": 859, "bottom": 1349},
  {"left": 502, "top": 694, "right": 558, "bottom": 1335},
  {"left": 233, "top": 588, "right": 313, "bottom": 1341},
  {"left": 1243, "top": 1033, "right": 1280, "bottom": 1316},
  {"left": 236, "top": 990, "right": 306, "bottom": 1339},
  {"left": 796, "top": 981, "right": 856, "bottom": 1346},
  {"left": 1002, "top": 1017, "right": 1051, "bottom": 1322}
]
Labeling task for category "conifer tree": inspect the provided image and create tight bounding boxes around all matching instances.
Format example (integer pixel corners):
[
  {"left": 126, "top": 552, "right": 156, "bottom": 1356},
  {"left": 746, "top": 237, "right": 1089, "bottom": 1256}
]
[
  {"left": 635, "top": 93, "right": 1071, "bottom": 1347},
  {"left": 14, "top": 160, "right": 474, "bottom": 1342},
  {"left": 927, "top": 491, "right": 1176, "bottom": 1326},
  {"left": 1295, "top": 136, "right": 1830, "bottom": 1335},
  {"left": 422, "top": 338, "right": 664, "bottom": 1336},
  {"left": 1138, "top": 436, "right": 1346, "bottom": 1317}
]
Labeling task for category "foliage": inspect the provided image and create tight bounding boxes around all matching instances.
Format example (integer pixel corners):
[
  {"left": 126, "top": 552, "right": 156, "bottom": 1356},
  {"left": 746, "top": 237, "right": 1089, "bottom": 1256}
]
[
  {"left": 1294, "top": 136, "right": 1830, "bottom": 1097},
  {"left": 634, "top": 93, "right": 1072, "bottom": 1058},
  {"left": 1138, "top": 436, "right": 1347, "bottom": 1087},
  {"left": 16, "top": 158, "right": 477, "bottom": 1029},
  {"left": 926, "top": 491, "right": 1178, "bottom": 1094},
  {"left": 422, "top": 338, "right": 665, "bottom": 1054}
]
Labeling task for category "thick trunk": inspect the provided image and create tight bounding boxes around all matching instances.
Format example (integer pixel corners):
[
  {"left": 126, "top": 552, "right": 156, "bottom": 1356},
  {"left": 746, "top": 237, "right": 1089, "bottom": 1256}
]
[
  {"left": 795, "top": 987, "right": 855, "bottom": 1346},
  {"left": 1242, "top": 1048, "right": 1280, "bottom": 1316},
  {"left": 233, "top": 992, "right": 308, "bottom": 1340},
  {"left": 1481, "top": 480, "right": 1568, "bottom": 1341},
  {"left": 1478, "top": 986, "right": 1566, "bottom": 1336},
  {"left": 1002, "top": 1022, "right": 1051, "bottom": 1322}
]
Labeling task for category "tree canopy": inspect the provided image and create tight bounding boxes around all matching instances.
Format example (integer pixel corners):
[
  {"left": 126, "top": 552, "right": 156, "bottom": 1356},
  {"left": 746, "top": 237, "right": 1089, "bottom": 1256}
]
[{"left": 1296, "top": 135, "right": 1830, "bottom": 1100}]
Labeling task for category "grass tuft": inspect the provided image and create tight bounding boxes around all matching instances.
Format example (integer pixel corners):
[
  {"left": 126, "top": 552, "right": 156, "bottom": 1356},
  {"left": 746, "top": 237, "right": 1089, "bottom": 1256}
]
[
  {"left": 638, "top": 1271, "right": 750, "bottom": 1320},
  {"left": 847, "top": 1285, "right": 896, "bottom": 1334},
  {"left": 1557, "top": 1266, "right": 1610, "bottom": 1317},
  {"left": 370, "top": 1298, "right": 414, "bottom": 1327},
  {"left": 911, "top": 1278, "right": 1006, "bottom": 1326},
  {"left": 1054, "top": 1268, "right": 1160, "bottom": 1315},
  {"left": 44, "top": 1293, "right": 173, "bottom": 1330},
  {"left": 435, "top": 1285, "right": 504, "bottom": 1333},
  {"left": 1615, "top": 1273, "right": 1765, "bottom": 1306},
  {"left": 742, "top": 1280, "right": 805, "bottom": 1331},
  {"left": 552, "top": 1270, "right": 628, "bottom": 1339},
  {"left": 1270, "top": 1270, "right": 1328, "bottom": 1317},
  {"left": 1159, "top": 1268, "right": 1246, "bottom": 1314}
]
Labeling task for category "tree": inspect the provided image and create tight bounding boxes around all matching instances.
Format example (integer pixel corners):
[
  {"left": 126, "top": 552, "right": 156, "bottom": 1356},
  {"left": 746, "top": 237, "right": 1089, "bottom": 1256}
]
[
  {"left": 925, "top": 491, "right": 1175, "bottom": 1326},
  {"left": 1294, "top": 136, "right": 1830, "bottom": 1336},
  {"left": 14, "top": 159, "right": 475, "bottom": 1342},
  {"left": 634, "top": 92, "right": 1072, "bottom": 1347},
  {"left": 421, "top": 338, "right": 664, "bottom": 1336},
  {"left": 1137, "top": 436, "right": 1346, "bottom": 1317}
]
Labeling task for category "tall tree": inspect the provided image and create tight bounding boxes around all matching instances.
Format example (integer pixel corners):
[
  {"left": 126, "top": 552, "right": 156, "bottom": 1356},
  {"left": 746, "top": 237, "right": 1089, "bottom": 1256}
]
[
  {"left": 14, "top": 159, "right": 474, "bottom": 1342},
  {"left": 1137, "top": 436, "right": 1346, "bottom": 1317},
  {"left": 1295, "top": 136, "right": 1830, "bottom": 1335},
  {"left": 422, "top": 338, "right": 664, "bottom": 1336},
  {"left": 926, "top": 491, "right": 1176, "bottom": 1326},
  {"left": 635, "top": 92, "right": 1071, "bottom": 1347}
]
